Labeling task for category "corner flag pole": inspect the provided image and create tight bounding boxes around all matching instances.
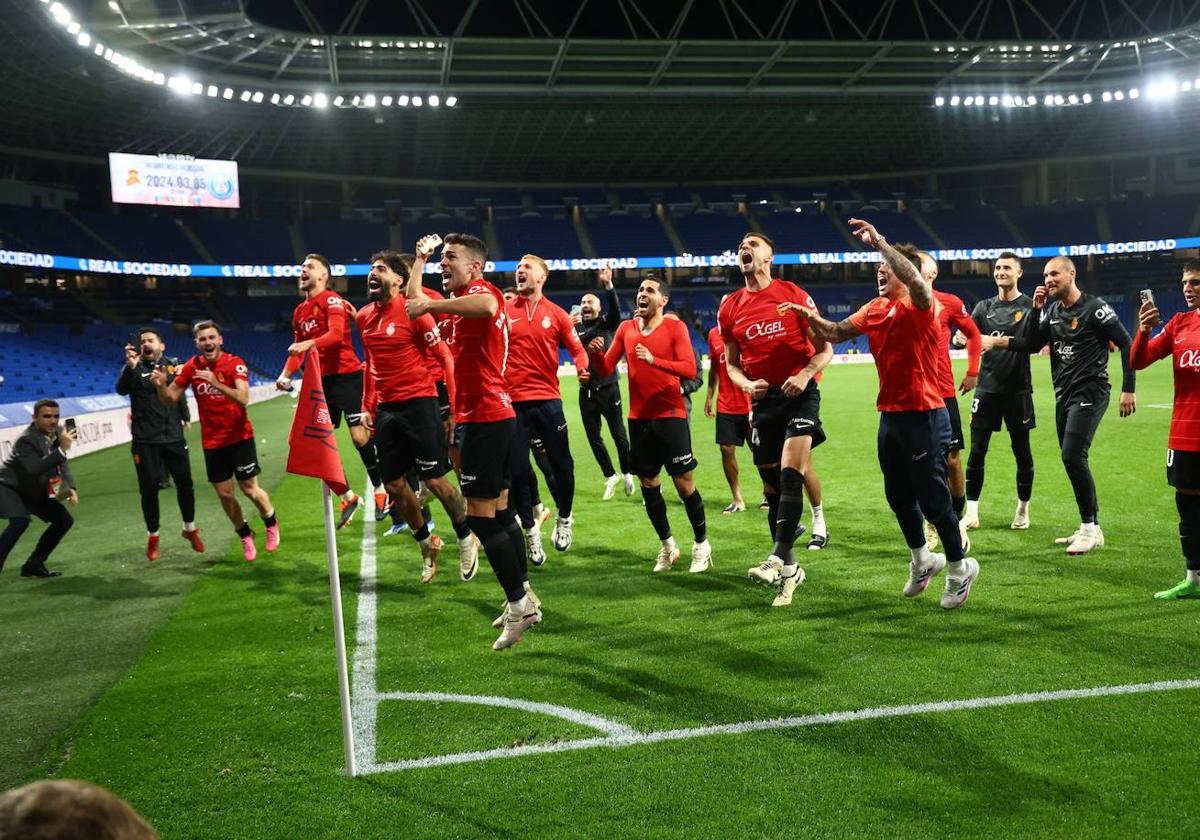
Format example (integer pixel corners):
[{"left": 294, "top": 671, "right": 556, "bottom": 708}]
[{"left": 322, "top": 483, "right": 357, "bottom": 777}]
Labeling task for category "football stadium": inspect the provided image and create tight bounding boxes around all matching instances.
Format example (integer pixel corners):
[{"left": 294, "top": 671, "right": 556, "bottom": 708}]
[{"left": 3, "top": 0, "right": 1200, "bottom": 836}]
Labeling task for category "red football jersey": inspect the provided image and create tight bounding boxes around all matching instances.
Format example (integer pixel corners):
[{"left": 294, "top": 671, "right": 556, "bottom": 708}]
[
  {"left": 707, "top": 327, "right": 751, "bottom": 415},
  {"left": 505, "top": 296, "right": 589, "bottom": 402},
  {"left": 445, "top": 280, "right": 514, "bottom": 424},
  {"left": 174, "top": 352, "right": 254, "bottom": 449},
  {"left": 1131, "top": 309, "right": 1200, "bottom": 451},
  {"left": 933, "top": 289, "right": 982, "bottom": 398},
  {"left": 287, "top": 291, "right": 362, "bottom": 377},
  {"left": 849, "top": 295, "right": 944, "bottom": 412},
  {"left": 717, "top": 280, "right": 817, "bottom": 386},
  {"left": 355, "top": 296, "right": 441, "bottom": 411},
  {"left": 422, "top": 286, "right": 452, "bottom": 383},
  {"left": 592, "top": 317, "right": 695, "bottom": 420}
]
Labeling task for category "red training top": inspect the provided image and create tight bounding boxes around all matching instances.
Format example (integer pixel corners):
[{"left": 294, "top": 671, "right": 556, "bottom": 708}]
[
  {"left": 174, "top": 352, "right": 254, "bottom": 449},
  {"left": 707, "top": 327, "right": 751, "bottom": 415},
  {"left": 849, "top": 295, "right": 944, "bottom": 412},
  {"left": 282, "top": 291, "right": 362, "bottom": 378},
  {"left": 717, "top": 280, "right": 817, "bottom": 386},
  {"left": 505, "top": 295, "right": 590, "bottom": 402},
  {"left": 445, "top": 280, "right": 515, "bottom": 424},
  {"left": 356, "top": 296, "right": 453, "bottom": 414},
  {"left": 1131, "top": 309, "right": 1200, "bottom": 451},
  {"left": 933, "top": 289, "right": 983, "bottom": 398},
  {"left": 592, "top": 317, "right": 696, "bottom": 420}
]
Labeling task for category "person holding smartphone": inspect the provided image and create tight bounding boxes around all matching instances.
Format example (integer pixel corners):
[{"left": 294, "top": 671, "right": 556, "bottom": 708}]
[
  {"left": 1132, "top": 263, "right": 1200, "bottom": 599},
  {"left": 0, "top": 399, "right": 79, "bottom": 578}
]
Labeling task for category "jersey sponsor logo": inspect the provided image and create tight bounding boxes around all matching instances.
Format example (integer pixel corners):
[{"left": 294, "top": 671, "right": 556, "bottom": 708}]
[
  {"left": 300, "top": 317, "right": 319, "bottom": 333},
  {"left": 743, "top": 319, "right": 787, "bottom": 340},
  {"left": 1178, "top": 349, "right": 1200, "bottom": 370},
  {"left": 194, "top": 382, "right": 226, "bottom": 398},
  {"left": 327, "top": 296, "right": 344, "bottom": 308},
  {"left": 235, "top": 365, "right": 247, "bottom": 375},
  {"left": 1095, "top": 305, "right": 1114, "bottom": 323},
  {"left": 1053, "top": 340, "right": 1075, "bottom": 358}
]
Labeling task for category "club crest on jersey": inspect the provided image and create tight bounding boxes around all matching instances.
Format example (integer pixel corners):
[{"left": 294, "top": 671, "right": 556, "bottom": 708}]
[
  {"left": 744, "top": 320, "right": 786, "bottom": 340},
  {"left": 1071, "top": 318, "right": 1078, "bottom": 329},
  {"left": 386, "top": 322, "right": 395, "bottom": 336},
  {"left": 542, "top": 316, "right": 552, "bottom": 329},
  {"left": 1013, "top": 311, "right": 1024, "bottom": 323}
]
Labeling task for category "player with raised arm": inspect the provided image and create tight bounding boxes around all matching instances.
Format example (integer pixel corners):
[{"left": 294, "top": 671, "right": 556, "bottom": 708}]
[
  {"left": 960, "top": 252, "right": 1038, "bottom": 530},
  {"left": 406, "top": 233, "right": 540, "bottom": 651},
  {"left": 573, "top": 266, "right": 635, "bottom": 499},
  {"left": 722, "top": 233, "right": 833, "bottom": 607},
  {"left": 797, "top": 219, "right": 979, "bottom": 609},
  {"left": 506, "top": 254, "right": 590, "bottom": 559},
  {"left": 151, "top": 321, "right": 279, "bottom": 562},
  {"left": 1132, "top": 263, "right": 1200, "bottom": 599},
  {"left": 1021, "top": 256, "right": 1136, "bottom": 555},
  {"left": 585, "top": 276, "right": 712, "bottom": 574},
  {"left": 917, "top": 252, "right": 982, "bottom": 551},
  {"left": 357, "top": 249, "right": 479, "bottom": 585},
  {"left": 275, "top": 254, "right": 383, "bottom": 527}
]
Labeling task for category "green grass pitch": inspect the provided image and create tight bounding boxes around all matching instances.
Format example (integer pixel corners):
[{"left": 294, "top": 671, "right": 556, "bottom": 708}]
[{"left": 2, "top": 355, "right": 1197, "bottom": 839}]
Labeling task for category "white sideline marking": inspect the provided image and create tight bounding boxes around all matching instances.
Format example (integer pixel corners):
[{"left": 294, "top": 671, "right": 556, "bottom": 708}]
[
  {"left": 351, "top": 490, "right": 1200, "bottom": 775},
  {"left": 368, "top": 679, "right": 1200, "bottom": 773}
]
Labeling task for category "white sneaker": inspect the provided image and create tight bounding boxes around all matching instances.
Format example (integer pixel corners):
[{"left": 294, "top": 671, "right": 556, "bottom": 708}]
[
  {"left": 924, "top": 520, "right": 939, "bottom": 550},
  {"left": 457, "top": 533, "right": 479, "bottom": 581},
  {"left": 624, "top": 474, "right": 636, "bottom": 496},
  {"left": 1011, "top": 503, "right": 1030, "bottom": 530},
  {"left": 771, "top": 564, "right": 806, "bottom": 607},
  {"left": 525, "top": 526, "right": 546, "bottom": 567},
  {"left": 533, "top": 502, "right": 552, "bottom": 527},
  {"left": 653, "top": 539, "right": 679, "bottom": 572},
  {"left": 492, "top": 584, "right": 542, "bottom": 628},
  {"left": 420, "top": 535, "right": 443, "bottom": 584},
  {"left": 492, "top": 596, "right": 541, "bottom": 650},
  {"left": 960, "top": 510, "right": 980, "bottom": 530},
  {"left": 903, "top": 552, "right": 946, "bottom": 598},
  {"left": 940, "top": 557, "right": 980, "bottom": 609},
  {"left": 602, "top": 474, "right": 620, "bottom": 500},
  {"left": 552, "top": 514, "right": 574, "bottom": 552},
  {"left": 1066, "top": 523, "right": 1102, "bottom": 555},
  {"left": 1055, "top": 525, "right": 1104, "bottom": 547},
  {"left": 748, "top": 554, "right": 784, "bottom": 586},
  {"left": 689, "top": 539, "right": 712, "bottom": 573}
]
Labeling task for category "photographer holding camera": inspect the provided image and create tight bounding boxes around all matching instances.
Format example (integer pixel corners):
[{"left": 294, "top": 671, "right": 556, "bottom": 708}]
[
  {"left": 0, "top": 399, "right": 78, "bottom": 577},
  {"left": 117, "top": 328, "right": 204, "bottom": 561}
]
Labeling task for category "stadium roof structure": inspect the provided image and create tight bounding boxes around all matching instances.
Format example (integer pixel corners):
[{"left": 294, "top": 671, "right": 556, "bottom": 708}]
[{"left": 6, "top": 0, "right": 1200, "bottom": 182}]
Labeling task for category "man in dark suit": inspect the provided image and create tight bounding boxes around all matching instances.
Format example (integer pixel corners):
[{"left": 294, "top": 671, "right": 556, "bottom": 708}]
[{"left": 0, "top": 399, "right": 79, "bottom": 578}]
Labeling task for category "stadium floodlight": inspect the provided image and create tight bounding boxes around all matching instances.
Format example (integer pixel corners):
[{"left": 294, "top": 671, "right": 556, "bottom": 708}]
[
  {"left": 240, "top": 90, "right": 251, "bottom": 102},
  {"left": 67, "top": 21, "right": 80, "bottom": 34},
  {"left": 363, "top": 94, "right": 376, "bottom": 107},
  {"left": 1054, "top": 94, "right": 1065, "bottom": 105},
  {"left": 190, "top": 81, "right": 202, "bottom": 95},
  {"left": 398, "top": 94, "right": 410, "bottom": 106},
  {"left": 49, "top": 3, "right": 69, "bottom": 23},
  {"left": 1001, "top": 95, "right": 1013, "bottom": 107},
  {"left": 333, "top": 95, "right": 344, "bottom": 106},
  {"left": 446, "top": 96, "right": 457, "bottom": 107},
  {"left": 412, "top": 95, "right": 423, "bottom": 106},
  {"left": 76, "top": 31, "right": 90, "bottom": 47},
  {"left": 108, "top": 0, "right": 119, "bottom": 9},
  {"left": 1102, "top": 91, "right": 1113, "bottom": 101},
  {"left": 1067, "top": 94, "right": 1078, "bottom": 104},
  {"left": 313, "top": 92, "right": 327, "bottom": 108},
  {"left": 222, "top": 87, "right": 233, "bottom": 99},
  {"left": 351, "top": 95, "right": 361, "bottom": 106},
  {"left": 270, "top": 93, "right": 280, "bottom": 104},
  {"left": 988, "top": 95, "right": 999, "bottom": 106},
  {"left": 794, "top": 207, "right": 802, "bottom": 213},
  {"left": 949, "top": 95, "right": 960, "bottom": 106},
  {"left": 153, "top": 72, "right": 164, "bottom": 85},
  {"left": 1044, "top": 94, "right": 1054, "bottom": 105},
  {"left": 428, "top": 94, "right": 440, "bottom": 107},
  {"left": 1129, "top": 87, "right": 1140, "bottom": 99},
  {"left": 206, "top": 84, "right": 217, "bottom": 96},
  {"left": 1082, "top": 93, "right": 1093, "bottom": 103},
  {"left": 300, "top": 94, "right": 312, "bottom": 106},
  {"left": 963, "top": 96, "right": 974, "bottom": 106},
  {"left": 252, "top": 90, "right": 263, "bottom": 102},
  {"left": 381, "top": 95, "right": 393, "bottom": 106},
  {"left": 934, "top": 96, "right": 945, "bottom": 106},
  {"left": 283, "top": 94, "right": 295, "bottom": 105},
  {"left": 1114, "top": 90, "right": 1125, "bottom": 101},
  {"left": 408, "top": 41, "right": 418, "bottom": 48}
]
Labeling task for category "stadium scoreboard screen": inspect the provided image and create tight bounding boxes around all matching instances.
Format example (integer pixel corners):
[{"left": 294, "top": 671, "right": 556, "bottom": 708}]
[{"left": 109, "top": 152, "right": 240, "bottom": 208}]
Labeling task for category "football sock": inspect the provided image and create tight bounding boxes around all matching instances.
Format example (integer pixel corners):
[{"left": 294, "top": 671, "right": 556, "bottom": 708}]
[
  {"left": 235, "top": 522, "right": 252, "bottom": 539},
  {"left": 771, "top": 468, "right": 805, "bottom": 565},
  {"left": 682, "top": 489, "right": 706, "bottom": 542},
  {"left": 642, "top": 484, "right": 672, "bottom": 541}
]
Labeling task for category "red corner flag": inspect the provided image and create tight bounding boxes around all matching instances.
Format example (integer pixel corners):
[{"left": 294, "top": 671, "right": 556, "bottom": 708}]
[{"left": 287, "top": 348, "right": 350, "bottom": 495}]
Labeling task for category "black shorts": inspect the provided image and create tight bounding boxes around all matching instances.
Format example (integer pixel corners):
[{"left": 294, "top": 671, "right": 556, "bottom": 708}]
[
  {"left": 715, "top": 412, "right": 750, "bottom": 447},
  {"left": 629, "top": 417, "right": 697, "bottom": 478},
  {"left": 970, "top": 390, "right": 1036, "bottom": 433},
  {"left": 1167, "top": 449, "right": 1200, "bottom": 490},
  {"left": 943, "top": 394, "right": 964, "bottom": 451},
  {"left": 748, "top": 384, "right": 826, "bottom": 464},
  {"left": 203, "top": 438, "right": 261, "bottom": 484},
  {"left": 375, "top": 398, "right": 449, "bottom": 483},
  {"left": 322, "top": 371, "right": 365, "bottom": 428},
  {"left": 459, "top": 418, "right": 516, "bottom": 499},
  {"left": 435, "top": 380, "right": 451, "bottom": 422}
]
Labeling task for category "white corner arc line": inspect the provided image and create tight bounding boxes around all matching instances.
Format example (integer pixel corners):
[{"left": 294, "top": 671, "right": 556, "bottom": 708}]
[
  {"left": 365, "top": 678, "right": 1200, "bottom": 774},
  {"left": 376, "top": 691, "right": 637, "bottom": 737}
]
